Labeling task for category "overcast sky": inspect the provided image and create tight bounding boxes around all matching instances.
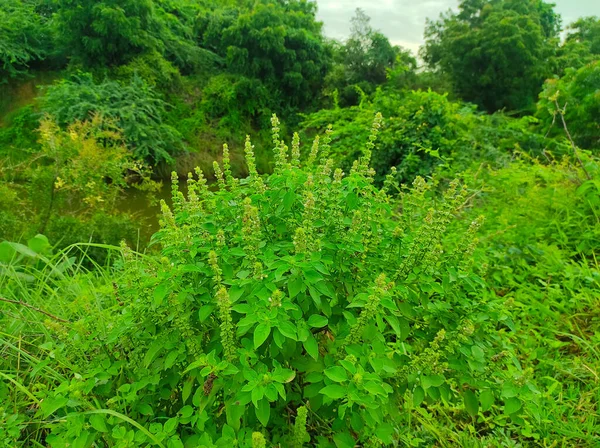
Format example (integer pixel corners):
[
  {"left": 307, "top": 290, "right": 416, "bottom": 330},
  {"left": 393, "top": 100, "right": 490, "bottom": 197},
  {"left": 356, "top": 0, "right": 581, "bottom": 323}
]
[{"left": 315, "top": 0, "right": 600, "bottom": 54}]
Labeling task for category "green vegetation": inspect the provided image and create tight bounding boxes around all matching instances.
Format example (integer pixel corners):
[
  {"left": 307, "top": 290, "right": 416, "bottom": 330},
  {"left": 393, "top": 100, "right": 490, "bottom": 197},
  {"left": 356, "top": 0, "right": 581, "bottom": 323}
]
[
  {"left": 422, "top": 0, "right": 560, "bottom": 113},
  {"left": 1, "top": 0, "right": 599, "bottom": 446}
]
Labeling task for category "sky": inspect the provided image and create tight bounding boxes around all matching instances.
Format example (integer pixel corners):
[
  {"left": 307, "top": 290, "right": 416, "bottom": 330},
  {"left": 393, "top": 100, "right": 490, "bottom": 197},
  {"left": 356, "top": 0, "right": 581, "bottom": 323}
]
[{"left": 315, "top": 0, "right": 600, "bottom": 54}]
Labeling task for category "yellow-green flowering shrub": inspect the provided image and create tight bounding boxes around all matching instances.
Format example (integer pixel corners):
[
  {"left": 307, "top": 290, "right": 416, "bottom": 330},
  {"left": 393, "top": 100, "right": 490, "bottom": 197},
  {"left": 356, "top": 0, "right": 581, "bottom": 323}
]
[{"left": 2, "top": 117, "right": 516, "bottom": 446}]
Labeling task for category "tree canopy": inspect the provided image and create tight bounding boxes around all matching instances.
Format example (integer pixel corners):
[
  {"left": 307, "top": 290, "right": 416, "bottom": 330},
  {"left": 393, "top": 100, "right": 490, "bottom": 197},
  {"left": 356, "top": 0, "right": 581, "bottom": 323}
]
[
  {"left": 325, "top": 9, "right": 416, "bottom": 107},
  {"left": 423, "top": 0, "right": 560, "bottom": 113},
  {"left": 206, "top": 0, "right": 331, "bottom": 112},
  {"left": 0, "top": 0, "right": 48, "bottom": 81}
]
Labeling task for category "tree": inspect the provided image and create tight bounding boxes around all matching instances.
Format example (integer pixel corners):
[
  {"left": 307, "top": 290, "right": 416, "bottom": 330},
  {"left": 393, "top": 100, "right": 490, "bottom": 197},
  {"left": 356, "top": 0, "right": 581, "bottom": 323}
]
[
  {"left": 204, "top": 0, "right": 331, "bottom": 112},
  {"left": 554, "top": 16, "right": 600, "bottom": 75},
  {"left": 0, "top": 0, "right": 48, "bottom": 81},
  {"left": 53, "top": 0, "right": 159, "bottom": 67},
  {"left": 537, "top": 61, "right": 600, "bottom": 150},
  {"left": 566, "top": 16, "right": 600, "bottom": 56},
  {"left": 326, "top": 9, "right": 416, "bottom": 107},
  {"left": 344, "top": 9, "right": 405, "bottom": 86},
  {"left": 423, "top": 0, "right": 560, "bottom": 113}
]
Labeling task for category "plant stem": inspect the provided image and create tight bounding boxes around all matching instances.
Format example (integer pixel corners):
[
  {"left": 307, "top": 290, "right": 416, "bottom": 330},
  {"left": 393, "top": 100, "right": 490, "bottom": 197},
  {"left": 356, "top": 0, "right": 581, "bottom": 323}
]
[
  {"left": 554, "top": 100, "right": 591, "bottom": 181},
  {"left": 0, "top": 296, "right": 69, "bottom": 323}
]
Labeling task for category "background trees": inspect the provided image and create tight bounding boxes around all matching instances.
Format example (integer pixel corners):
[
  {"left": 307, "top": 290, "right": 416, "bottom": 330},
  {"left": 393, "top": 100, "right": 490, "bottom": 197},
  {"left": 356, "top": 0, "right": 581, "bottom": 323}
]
[
  {"left": 537, "top": 61, "right": 600, "bottom": 150},
  {"left": 53, "top": 0, "right": 160, "bottom": 67},
  {"left": 325, "top": 9, "right": 416, "bottom": 107},
  {"left": 0, "top": 0, "right": 49, "bottom": 82},
  {"left": 206, "top": 0, "right": 331, "bottom": 112},
  {"left": 423, "top": 0, "right": 560, "bottom": 113}
]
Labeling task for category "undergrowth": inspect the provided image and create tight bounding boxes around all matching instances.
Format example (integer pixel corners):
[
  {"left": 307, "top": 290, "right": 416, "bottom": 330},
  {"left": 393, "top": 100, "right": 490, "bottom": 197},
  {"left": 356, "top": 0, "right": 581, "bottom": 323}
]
[{"left": 0, "top": 117, "right": 599, "bottom": 447}]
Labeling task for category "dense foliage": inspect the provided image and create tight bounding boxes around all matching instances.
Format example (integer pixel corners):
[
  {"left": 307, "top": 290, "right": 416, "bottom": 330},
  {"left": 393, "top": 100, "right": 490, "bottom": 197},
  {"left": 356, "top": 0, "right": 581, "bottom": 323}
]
[
  {"left": 301, "top": 88, "right": 569, "bottom": 184},
  {"left": 206, "top": 0, "right": 330, "bottom": 112},
  {"left": 1, "top": 0, "right": 599, "bottom": 446},
  {"left": 324, "top": 9, "right": 416, "bottom": 108},
  {"left": 0, "top": 115, "right": 157, "bottom": 261},
  {"left": 42, "top": 73, "right": 183, "bottom": 163},
  {"left": 1, "top": 123, "right": 599, "bottom": 446},
  {"left": 423, "top": 0, "right": 560, "bottom": 112},
  {"left": 0, "top": 0, "right": 48, "bottom": 81},
  {"left": 537, "top": 61, "right": 600, "bottom": 150}
]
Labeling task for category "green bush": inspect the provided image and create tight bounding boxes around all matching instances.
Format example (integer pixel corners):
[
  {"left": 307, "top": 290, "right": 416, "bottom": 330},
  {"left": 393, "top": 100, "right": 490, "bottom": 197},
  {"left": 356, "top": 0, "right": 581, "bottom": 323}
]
[
  {"left": 0, "top": 0, "right": 48, "bottom": 81},
  {"left": 537, "top": 61, "right": 600, "bottom": 150},
  {"left": 0, "top": 118, "right": 518, "bottom": 446},
  {"left": 0, "top": 116, "right": 158, "bottom": 259},
  {"left": 0, "top": 105, "right": 40, "bottom": 157},
  {"left": 457, "top": 153, "right": 600, "bottom": 444},
  {"left": 301, "top": 89, "right": 566, "bottom": 185},
  {"left": 42, "top": 73, "right": 183, "bottom": 163},
  {"left": 114, "top": 50, "right": 182, "bottom": 90}
]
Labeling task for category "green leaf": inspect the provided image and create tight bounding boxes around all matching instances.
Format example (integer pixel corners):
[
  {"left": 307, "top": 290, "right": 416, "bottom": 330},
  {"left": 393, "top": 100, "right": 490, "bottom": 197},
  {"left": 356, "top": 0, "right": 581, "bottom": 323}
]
[
  {"left": 0, "top": 241, "right": 16, "bottom": 263},
  {"left": 504, "top": 397, "right": 522, "bottom": 415},
  {"left": 164, "top": 417, "right": 178, "bottom": 434},
  {"left": 471, "top": 345, "right": 485, "bottom": 362},
  {"left": 153, "top": 283, "right": 169, "bottom": 307},
  {"left": 7, "top": 242, "right": 38, "bottom": 259},
  {"left": 255, "top": 399, "right": 270, "bottom": 426},
  {"left": 307, "top": 314, "right": 328, "bottom": 328},
  {"left": 303, "top": 269, "right": 323, "bottom": 284},
  {"left": 89, "top": 414, "right": 109, "bottom": 433},
  {"left": 272, "top": 368, "right": 296, "bottom": 384},
  {"left": 40, "top": 395, "right": 69, "bottom": 418},
  {"left": 398, "top": 301, "right": 414, "bottom": 318},
  {"left": 181, "top": 377, "right": 194, "bottom": 403},
  {"left": 198, "top": 305, "right": 214, "bottom": 322},
  {"left": 363, "top": 381, "right": 388, "bottom": 396},
  {"left": 288, "top": 275, "right": 304, "bottom": 298},
  {"left": 283, "top": 190, "right": 296, "bottom": 211},
  {"left": 178, "top": 406, "right": 194, "bottom": 419},
  {"left": 480, "top": 389, "right": 495, "bottom": 412},
  {"left": 225, "top": 403, "right": 245, "bottom": 431},
  {"left": 463, "top": 390, "right": 479, "bottom": 417},
  {"left": 27, "top": 234, "right": 50, "bottom": 254},
  {"left": 303, "top": 334, "right": 319, "bottom": 360},
  {"left": 143, "top": 339, "right": 164, "bottom": 367},
  {"left": 323, "top": 366, "right": 348, "bottom": 383},
  {"left": 413, "top": 386, "right": 425, "bottom": 406},
  {"left": 254, "top": 323, "right": 271, "bottom": 349},
  {"left": 421, "top": 374, "right": 445, "bottom": 389},
  {"left": 252, "top": 385, "right": 264, "bottom": 408},
  {"left": 138, "top": 403, "right": 153, "bottom": 415},
  {"left": 333, "top": 432, "right": 356, "bottom": 448},
  {"left": 277, "top": 321, "right": 297, "bottom": 340},
  {"left": 229, "top": 286, "right": 245, "bottom": 303},
  {"left": 308, "top": 286, "right": 322, "bottom": 309},
  {"left": 319, "top": 384, "right": 346, "bottom": 399}
]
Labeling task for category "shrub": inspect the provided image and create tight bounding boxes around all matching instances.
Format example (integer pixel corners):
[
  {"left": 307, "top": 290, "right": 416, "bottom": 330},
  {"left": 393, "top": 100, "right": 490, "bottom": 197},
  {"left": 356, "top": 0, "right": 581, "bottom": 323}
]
[
  {"left": 114, "top": 50, "right": 182, "bottom": 90},
  {"left": 0, "top": 116, "right": 158, "bottom": 260},
  {"left": 301, "top": 89, "right": 566, "bottom": 186},
  {"left": 0, "top": 0, "right": 47, "bottom": 81},
  {"left": 0, "top": 105, "right": 40, "bottom": 157},
  {"left": 456, "top": 153, "right": 600, "bottom": 443},
  {"left": 537, "top": 61, "right": 600, "bottom": 150},
  {"left": 42, "top": 73, "right": 184, "bottom": 163},
  {"left": 2, "top": 117, "right": 520, "bottom": 447}
]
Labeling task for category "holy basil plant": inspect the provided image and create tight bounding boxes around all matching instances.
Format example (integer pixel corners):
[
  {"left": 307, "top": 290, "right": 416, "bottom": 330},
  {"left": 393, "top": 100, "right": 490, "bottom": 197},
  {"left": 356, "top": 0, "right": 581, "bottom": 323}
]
[{"left": 48, "top": 115, "right": 512, "bottom": 447}]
